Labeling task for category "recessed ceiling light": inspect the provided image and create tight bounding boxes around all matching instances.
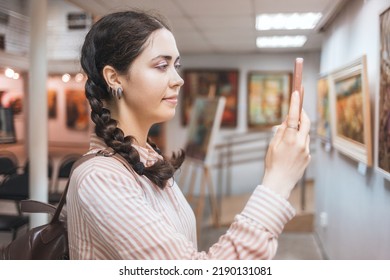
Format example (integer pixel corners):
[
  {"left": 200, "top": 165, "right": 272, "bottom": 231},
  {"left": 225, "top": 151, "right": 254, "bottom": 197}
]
[
  {"left": 5, "top": 68, "right": 14, "bottom": 78},
  {"left": 256, "top": 36, "right": 307, "bottom": 48},
  {"left": 62, "top": 73, "right": 71, "bottom": 83},
  {"left": 256, "top": 13, "right": 322, "bottom": 30}
]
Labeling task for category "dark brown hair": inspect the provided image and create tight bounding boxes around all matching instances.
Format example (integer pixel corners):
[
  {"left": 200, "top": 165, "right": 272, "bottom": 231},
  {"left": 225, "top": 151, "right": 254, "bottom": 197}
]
[{"left": 80, "top": 10, "right": 184, "bottom": 189}]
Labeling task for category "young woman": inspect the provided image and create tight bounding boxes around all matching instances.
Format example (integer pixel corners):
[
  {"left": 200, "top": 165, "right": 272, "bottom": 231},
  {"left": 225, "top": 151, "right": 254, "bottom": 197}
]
[{"left": 67, "top": 10, "right": 311, "bottom": 259}]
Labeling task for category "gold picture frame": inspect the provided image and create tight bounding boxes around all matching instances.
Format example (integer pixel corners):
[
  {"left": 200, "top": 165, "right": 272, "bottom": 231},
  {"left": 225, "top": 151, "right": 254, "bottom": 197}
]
[{"left": 329, "top": 55, "right": 372, "bottom": 166}]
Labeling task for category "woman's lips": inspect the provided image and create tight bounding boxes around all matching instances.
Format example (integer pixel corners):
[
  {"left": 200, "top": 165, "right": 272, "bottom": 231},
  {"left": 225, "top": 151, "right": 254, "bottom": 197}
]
[{"left": 162, "top": 96, "right": 178, "bottom": 105}]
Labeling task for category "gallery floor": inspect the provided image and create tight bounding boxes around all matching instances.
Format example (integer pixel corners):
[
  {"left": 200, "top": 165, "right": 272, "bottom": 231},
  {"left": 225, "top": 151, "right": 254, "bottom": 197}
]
[{"left": 198, "top": 180, "right": 324, "bottom": 259}]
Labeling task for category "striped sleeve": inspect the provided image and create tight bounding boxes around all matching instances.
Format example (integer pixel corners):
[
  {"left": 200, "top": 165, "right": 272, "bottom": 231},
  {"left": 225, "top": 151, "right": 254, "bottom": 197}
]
[{"left": 69, "top": 158, "right": 295, "bottom": 260}]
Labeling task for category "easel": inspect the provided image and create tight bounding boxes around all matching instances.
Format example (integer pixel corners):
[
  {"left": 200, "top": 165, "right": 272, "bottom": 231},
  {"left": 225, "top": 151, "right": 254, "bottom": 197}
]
[
  {"left": 180, "top": 96, "right": 225, "bottom": 243},
  {"left": 178, "top": 157, "right": 219, "bottom": 240}
]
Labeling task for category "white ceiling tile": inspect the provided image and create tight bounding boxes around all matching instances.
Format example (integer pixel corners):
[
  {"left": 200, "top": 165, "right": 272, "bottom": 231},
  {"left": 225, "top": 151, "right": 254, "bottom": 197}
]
[
  {"left": 253, "top": 0, "right": 331, "bottom": 13},
  {"left": 174, "top": 0, "right": 254, "bottom": 16},
  {"left": 66, "top": 0, "right": 346, "bottom": 53},
  {"left": 192, "top": 16, "right": 254, "bottom": 30},
  {"left": 168, "top": 17, "right": 195, "bottom": 31}
]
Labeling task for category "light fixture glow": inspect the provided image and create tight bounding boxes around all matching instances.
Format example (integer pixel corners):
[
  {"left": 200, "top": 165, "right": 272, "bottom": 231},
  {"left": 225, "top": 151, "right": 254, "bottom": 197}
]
[
  {"left": 13, "top": 72, "right": 20, "bottom": 79},
  {"left": 75, "top": 73, "right": 84, "bottom": 82},
  {"left": 256, "top": 35, "right": 307, "bottom": 48},
  {"left": 5, "top": 68, "right": 15, "bottom": 78},
  {"left": 62, "top": 73, "right": 71, "bottom": 83},
  {"left": 256, "top": 13, "right": 322, "bottom": 30}
]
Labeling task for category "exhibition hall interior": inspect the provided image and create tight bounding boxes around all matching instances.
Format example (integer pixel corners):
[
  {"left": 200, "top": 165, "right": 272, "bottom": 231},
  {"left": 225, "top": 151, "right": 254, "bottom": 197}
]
[{"left": 0, "top": 0, "right": 389, "bottom": 260}]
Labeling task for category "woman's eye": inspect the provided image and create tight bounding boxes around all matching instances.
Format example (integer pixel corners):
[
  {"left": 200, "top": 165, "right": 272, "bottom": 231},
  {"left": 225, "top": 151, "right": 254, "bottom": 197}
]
[
  {"left": 175, "top": 63, "right": 182, "bottom": 70},
  {"left": 156, "top": 63, "right": 168, "bottom": 70}
]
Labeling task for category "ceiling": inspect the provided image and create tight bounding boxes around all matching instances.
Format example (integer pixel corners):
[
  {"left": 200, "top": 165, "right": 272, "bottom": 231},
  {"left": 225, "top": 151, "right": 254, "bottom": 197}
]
[{"left": 67, "top": 0, "right": 347, "bottom": 54}]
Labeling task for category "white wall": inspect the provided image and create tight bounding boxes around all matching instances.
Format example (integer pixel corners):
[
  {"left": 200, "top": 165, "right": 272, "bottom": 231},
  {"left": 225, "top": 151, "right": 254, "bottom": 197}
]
[
  {"left": 168, "top": 51, "right": 320, "bottom": 195},
  {"left": 316, "top": 0, "right": 390, "bottom": 259},
  {"left": 47, "top": 0, "right": 90, "bottom": 61}
]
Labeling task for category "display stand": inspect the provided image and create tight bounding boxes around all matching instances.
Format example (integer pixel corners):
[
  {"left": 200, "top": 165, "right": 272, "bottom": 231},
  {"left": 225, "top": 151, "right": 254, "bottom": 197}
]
[
  {"left": 178, "top": 96, "right": 225, "bottom": 240},
  {"left": 178, "top": 158, "right": 219, "bottom": 239}
]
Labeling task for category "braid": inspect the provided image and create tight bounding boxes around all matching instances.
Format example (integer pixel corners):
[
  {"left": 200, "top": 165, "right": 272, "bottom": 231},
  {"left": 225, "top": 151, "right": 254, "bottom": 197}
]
[{"left": 81, "top": 10, "right": 185, "bottom": 189}]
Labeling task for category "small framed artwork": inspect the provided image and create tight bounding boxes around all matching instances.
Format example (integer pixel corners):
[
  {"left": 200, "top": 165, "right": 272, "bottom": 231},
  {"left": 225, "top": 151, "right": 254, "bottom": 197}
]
[
  {"left": 247, "top": 71, "right": 291, "bottom": 129},
  {"left": 316, "top": 76, "right": 332, "bottom": 141},
  {"left": 377, "top": 7, "right": 390, "bottom": 178},
  {"left": 67, "top": 13, "right": 90, "bottom": 30},
  {"left": 329, "top": 55, "right": 372, "bottom": 166},
  {"left": 0, "top": 107, "right": 16, "bottom": 143},
  {"left": 184, "top": 97, "right": 226, "bottom": 166},
  {"left": 148, "top": 123, "right": 166, "bottom": 154},
  {"left": 65, "top": 89, "right": 89, "bottom": 131},
  {"left": 47, "top": 89, "right": 57, "bottom": 119},
  {"left": 181, "top": 69, "right": 238, "bottom": 127}
]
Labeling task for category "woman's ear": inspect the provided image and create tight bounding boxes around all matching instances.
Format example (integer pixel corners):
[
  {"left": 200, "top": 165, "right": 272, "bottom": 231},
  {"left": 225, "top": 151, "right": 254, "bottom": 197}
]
[{"left": 102, "top": 65, "right": 120, "bottom": 89}]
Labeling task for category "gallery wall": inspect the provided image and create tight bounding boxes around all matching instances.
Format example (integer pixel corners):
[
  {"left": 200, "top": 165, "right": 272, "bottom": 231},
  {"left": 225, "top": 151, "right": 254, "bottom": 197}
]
[
  {"left": 0, "top": 73, "right": 91, "bottom": 145},
  {"left": 316, "top": 0, "right": 390, "bottom": 259},
  {"left": 167, "top": 51, "right": 320, "bottom": 195},
  {"left": 0, "top": 0, "right": 321, "bottom": 196}
]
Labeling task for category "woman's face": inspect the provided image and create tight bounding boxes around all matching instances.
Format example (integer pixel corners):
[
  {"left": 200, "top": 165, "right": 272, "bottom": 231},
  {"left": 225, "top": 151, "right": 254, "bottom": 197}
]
[{"left": 118, "top": 28, "right": 184, "bottom": 127}]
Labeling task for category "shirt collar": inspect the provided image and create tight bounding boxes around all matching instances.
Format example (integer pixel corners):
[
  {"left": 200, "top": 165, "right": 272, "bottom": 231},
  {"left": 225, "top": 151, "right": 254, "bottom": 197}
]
[{"left": 89, "top": 134, "right": 163, "bottom": 166}]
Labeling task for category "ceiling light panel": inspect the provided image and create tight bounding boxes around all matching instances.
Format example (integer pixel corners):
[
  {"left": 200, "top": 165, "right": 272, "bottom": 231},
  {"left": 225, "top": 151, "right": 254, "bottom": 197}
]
[
  {"left": 256, "top": 13, "right": 322, "bottom": 30},
  {"left": 256, "top": 35, "right": 307, "bottom": 48}
]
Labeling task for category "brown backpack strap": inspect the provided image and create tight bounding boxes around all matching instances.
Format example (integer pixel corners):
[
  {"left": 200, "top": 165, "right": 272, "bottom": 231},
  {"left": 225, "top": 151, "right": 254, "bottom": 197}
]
[
  {"left": 20, "top": 200, "right": 56, "bottom": 215},
  {"left": 21, "top": 151, "right": 136, "bottom": 224},
  {"left": 50, "top": 153, "right": 100, "bottom": 223}
]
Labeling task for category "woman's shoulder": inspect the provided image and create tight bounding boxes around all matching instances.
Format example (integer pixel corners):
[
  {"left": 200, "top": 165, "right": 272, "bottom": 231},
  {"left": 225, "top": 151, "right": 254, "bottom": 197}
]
[{"left": 72, "top": 153, "right": 136, "bottom": 184}]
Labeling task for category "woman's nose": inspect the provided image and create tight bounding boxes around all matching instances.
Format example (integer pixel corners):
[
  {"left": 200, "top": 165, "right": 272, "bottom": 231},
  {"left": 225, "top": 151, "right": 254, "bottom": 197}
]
[{"left": 170, "top": 69, "right": 184, "bottom": 88}]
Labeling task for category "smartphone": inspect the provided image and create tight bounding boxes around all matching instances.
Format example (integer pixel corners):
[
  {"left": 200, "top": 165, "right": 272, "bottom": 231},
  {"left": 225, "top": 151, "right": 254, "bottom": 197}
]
[{"left": 292, "top": 57, "right": 304, "bottom": 116}]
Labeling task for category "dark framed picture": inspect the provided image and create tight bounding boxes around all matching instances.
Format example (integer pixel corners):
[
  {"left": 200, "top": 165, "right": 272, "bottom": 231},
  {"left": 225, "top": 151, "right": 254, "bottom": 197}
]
[
  {"left": 0, "top": 107, "right": 16, "bottom": 144},
  {"left": 181, "top": 69, "right": 238, "bottom": 127},
  {"left": 47, "top": 89, "right": 57, "bottom": 119},
  {"left": 67, "top": 13, "right": 89, "bottom": 30},
  {"left": 148, "top": 123, "right": 166, "bottom": 154},
  {"left": 247, "top": 71, "right": 291, "bottom": 129}
]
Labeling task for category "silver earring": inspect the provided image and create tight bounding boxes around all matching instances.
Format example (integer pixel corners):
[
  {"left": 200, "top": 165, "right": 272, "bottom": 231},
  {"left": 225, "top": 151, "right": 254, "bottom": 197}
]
[{"left": 116, "top": 87, "right": 123, "bottom": 99}]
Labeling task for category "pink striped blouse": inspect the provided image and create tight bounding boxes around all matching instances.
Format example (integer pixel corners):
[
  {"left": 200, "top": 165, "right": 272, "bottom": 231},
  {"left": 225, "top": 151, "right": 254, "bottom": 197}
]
[{"left": 67, "top": 134, "right": 295, "bottom": 259}]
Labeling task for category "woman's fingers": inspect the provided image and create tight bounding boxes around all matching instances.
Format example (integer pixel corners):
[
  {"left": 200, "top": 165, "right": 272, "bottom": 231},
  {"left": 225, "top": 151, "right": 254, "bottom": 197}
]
[
  {"left": 298, "top": 109, "right": 311, "bottom": 138},
  {"left": 284, "top": 90, "right": 301, "bottom": 141},
  {"left": 271, "top": 121, "right": 287, "bottom": 147},
  {"left": 287, "top": 91, "right": 300, "bottom": 127}
]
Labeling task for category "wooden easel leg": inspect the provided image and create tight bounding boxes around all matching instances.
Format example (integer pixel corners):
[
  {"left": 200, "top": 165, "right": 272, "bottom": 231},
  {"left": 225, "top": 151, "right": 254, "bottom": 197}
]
[
  {"left": 205, "top": 166, "right": 219, "bottom": 228},
  {"left": 186, "top": 163, "right": 197, "bottom": 204},
  {"left": 195, "top": 166, "right": 207, "bottom": 241},
  {"left": 177, "top": 161, "right": 189, "bottom": 190}
]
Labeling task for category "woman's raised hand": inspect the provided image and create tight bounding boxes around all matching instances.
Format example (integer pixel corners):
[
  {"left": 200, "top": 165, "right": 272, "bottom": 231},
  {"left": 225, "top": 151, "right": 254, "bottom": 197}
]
[{"left": 262, "top": 90, "right": 311, "bottom": 199}]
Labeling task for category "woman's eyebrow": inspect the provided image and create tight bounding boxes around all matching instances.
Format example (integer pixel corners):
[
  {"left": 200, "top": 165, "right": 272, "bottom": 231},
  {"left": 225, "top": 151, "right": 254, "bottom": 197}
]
[{"left": 151, "top": 55, "right": 181, "bottom": 63}]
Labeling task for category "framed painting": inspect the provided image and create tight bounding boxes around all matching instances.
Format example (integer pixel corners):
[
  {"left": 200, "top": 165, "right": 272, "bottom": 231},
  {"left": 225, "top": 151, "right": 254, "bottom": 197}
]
[
  {"left": 181, "top": 69, "right": 238, "bottom": 127},
  {"left": 377, "top": 7, "right": 390, "bottom": 178},
  {"left": 247, "top": 71, "right": 291, "bottom": 129},
  {"left": 316, "top": 76, "right": 332, "bottom": 141},
  {"left": 329, "top": 55, "right": 372, "bottom": 166},
  {"left": 148, "top": 123, "right": 166, "bottom": 154},
  {"left": 0, "top": 107, "right": 16, "bottom": 143},
  {"left": 47, "top": 89, "right": 57, "bottom": 119},
  {"left": 184, "top": 97, "right": 226, "bottom": 166},
  {"left": 65, "top": 89, "right": 89, "bottom": 131}
]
